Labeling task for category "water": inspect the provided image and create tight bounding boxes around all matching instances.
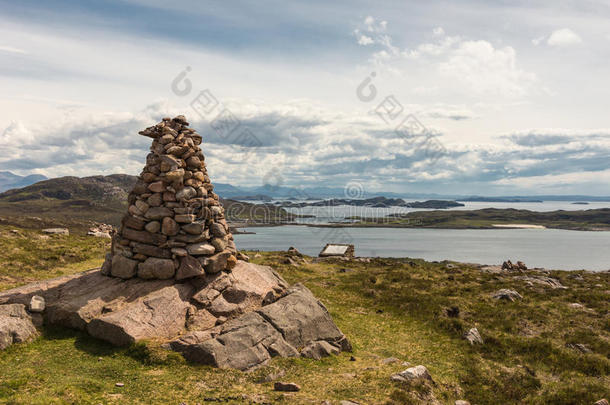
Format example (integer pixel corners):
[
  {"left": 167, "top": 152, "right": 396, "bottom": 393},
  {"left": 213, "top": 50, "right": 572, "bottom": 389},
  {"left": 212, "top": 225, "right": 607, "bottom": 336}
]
[{"left": 234, "top": 226, "right": 610, "bottom": 271}]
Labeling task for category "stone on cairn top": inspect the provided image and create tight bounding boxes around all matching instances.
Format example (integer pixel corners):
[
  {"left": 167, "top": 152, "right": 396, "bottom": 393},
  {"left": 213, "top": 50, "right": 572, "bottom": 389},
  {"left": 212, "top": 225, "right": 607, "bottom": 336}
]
[{"left": 101, "top": 115, "right": 237, "bottom": 280}]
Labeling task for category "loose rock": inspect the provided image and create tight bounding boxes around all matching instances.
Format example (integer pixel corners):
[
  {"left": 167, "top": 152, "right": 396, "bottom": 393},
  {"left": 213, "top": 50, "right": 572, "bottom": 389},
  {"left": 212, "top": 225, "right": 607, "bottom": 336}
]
[
  {"left": 273, "top": 382, "right": 300, "bottom": 392},
  {"left": 464, "top": 327, "right": 484, "bottom": 345},
  {"left": 29, "top": 295, "right": 45, "bottom": 313},
  {"left": 492, "top": 289, "right": 523, "bottom": 302}
]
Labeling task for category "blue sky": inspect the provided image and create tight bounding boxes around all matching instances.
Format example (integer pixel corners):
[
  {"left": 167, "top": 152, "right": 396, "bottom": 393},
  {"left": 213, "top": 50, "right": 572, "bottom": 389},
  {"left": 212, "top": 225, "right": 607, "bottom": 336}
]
[{"left": 1, "top": 0, "right": 610, "bottom": 195}]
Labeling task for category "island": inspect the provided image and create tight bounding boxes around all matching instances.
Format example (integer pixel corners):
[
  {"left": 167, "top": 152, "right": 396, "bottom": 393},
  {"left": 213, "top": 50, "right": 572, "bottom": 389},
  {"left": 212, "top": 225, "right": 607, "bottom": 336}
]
[{"left": 282, "top": 197, "right": 464, "bottom": 209}]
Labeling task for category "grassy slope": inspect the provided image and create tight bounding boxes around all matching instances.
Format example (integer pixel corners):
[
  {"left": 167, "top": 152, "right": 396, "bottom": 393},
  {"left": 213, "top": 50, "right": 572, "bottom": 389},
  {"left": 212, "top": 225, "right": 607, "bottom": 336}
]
[{"left": 0, "top": 228, "right": 608, "bottom": 404}]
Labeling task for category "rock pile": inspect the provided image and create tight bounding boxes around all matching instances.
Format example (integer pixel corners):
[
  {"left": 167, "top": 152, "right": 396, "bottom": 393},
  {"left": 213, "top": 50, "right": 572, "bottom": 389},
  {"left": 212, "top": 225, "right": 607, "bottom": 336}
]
[
  {"left": 87, "top": 223, "right": 114, "bottom": 238},
  {"left": 102, "top": 115, "right": 236, "bottom": 280},
  {"left": 0, "top": 115, "right": 351, "bottom": 371},
  {"left": 501, "top": 260, "right": 527, "bottom": 271}
]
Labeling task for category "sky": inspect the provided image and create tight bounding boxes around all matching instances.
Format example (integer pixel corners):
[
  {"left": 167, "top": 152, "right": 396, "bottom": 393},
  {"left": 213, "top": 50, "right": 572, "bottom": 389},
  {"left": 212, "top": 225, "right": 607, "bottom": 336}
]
[{"left": 1, "top": 0, "right": 609, "bottom": 195}]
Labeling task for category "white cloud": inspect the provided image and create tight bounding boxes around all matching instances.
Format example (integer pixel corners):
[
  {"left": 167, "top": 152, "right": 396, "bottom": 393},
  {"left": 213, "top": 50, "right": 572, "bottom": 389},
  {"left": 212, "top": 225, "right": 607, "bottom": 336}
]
[
  {"left": 357, "top": 35, "right": 373, "bottom": 46},
  {"left": 547, "top": 28, "right": 582, "bottom": 46},
  {"left": 356, "top": 19, "right": 536, "bottom": 98},
  {"left": 438, "top": 40, "right": 536, "bottom": 97},
  {"left": 0, "top": 45, "right": 27, "bottom": 54}
]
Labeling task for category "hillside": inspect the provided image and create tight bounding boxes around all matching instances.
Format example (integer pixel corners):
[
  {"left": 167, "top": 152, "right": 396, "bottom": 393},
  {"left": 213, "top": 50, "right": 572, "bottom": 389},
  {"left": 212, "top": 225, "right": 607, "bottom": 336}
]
[{"left": 0, "top": 175, "right": 295, "bottom": 232}]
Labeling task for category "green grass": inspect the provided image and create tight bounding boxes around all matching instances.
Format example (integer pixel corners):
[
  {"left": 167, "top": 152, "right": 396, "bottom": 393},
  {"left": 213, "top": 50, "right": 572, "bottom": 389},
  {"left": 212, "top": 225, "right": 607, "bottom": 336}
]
[
  {"left": 0, "top": 225, "right": 109, "bottom": 290},
  {"left": 0, "top": 229, "right": 608, "bottom": 404}
]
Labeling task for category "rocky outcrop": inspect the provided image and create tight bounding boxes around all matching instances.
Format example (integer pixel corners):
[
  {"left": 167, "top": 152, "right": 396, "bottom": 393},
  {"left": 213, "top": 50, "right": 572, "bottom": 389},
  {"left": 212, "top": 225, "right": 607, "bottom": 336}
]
[
  {"left": 0, "top": 262, "right": 350, "bottom": 368},
  {"left": 104, "top": 115, "right": 236, "bottom": 280}
]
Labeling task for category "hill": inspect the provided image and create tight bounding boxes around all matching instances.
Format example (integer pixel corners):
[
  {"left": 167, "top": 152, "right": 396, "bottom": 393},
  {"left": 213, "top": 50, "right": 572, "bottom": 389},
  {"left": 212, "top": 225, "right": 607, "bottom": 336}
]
[
  {"left": 0, "top": 171, "right": 47, "bottom": 192},
  {"left": 0, "top": 174, "right": 295, "bottom": 232}
]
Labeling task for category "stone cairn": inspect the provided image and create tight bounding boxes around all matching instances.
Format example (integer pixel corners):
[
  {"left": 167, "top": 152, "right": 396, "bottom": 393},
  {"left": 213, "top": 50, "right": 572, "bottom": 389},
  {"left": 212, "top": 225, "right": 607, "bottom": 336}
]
[{"left": 101, "top": 115, "right": 237, "bottom": 280}]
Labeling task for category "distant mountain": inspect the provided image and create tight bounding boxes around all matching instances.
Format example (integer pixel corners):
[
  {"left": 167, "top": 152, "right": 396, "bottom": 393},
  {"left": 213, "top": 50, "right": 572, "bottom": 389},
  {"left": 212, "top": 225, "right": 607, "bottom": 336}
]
[{"left": 0, "top": 171, "right": 47, "bottom": 192}]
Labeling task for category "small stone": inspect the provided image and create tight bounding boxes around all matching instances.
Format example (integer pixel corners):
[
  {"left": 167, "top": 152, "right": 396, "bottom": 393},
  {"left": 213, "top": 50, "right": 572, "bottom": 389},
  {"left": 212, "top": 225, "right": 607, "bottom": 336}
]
[
  {"left": 148, "top": 181, "right": 165, "bottom": 193},
  {"left": 464, "top": 327, "right": 483, "bottom": 345},
  {"left": 141, "top": 172, "right": 157, "bottom": 183},
  {"left": 210, "top": 222, "right": 227, "bottom": 237},
  {"left": 211, "top": 237, "right": 226, "bottom": 252},
  {"left": 186, "top": 242, "right": 215, "bottom": 255},
  {"left": 111, "top": 255, "right": 139, "bottom": 279},
  {"left": 137, "top": 257, "right": 175, "bottom": 279},
  {"left": 176, "top": 255, "right": 204, "bottom": 280},
  {"left": 176, "top": 186, "right": 197, "bottom": 201},
  {"left": 226, "top": 255, "right": 237, "bottom": 270},
  {"left": 144, "top": 207, "right": 173, "bottom": 220},
  {"left": 42, "top": 228, "right": 69, "bottom": 235},
  {"left": 132, "top": 243, "right": 172, "bottom": 259},
  {"left": 165, "top": 169, "right": 185, "bottom": 182},
  {"left": 273, "top": 382, "right": 300, "bottom": 392},
  {"left": 186, "top": 156, "right": 202, "bottom": 168},
  {"left": 171, "top": 248, "right": 188, "bottom": 257},
  {"left": 236, "top": 252, "right": 249, "bottom": 262},
  {"left": 349, "top": 356, "right": 356, "bottom": 361},
  {"left": 123, "top": 216, "right": 146, "bottom": 231},
  {"left": 147, "top": 193, "right": 163, "bottom": 207},
  {"left": 29, "top": 295, "right": 46, "bottom": 313},
  {"left": 182, "top": 222, "right": 204, "bottom": 235},
  {"left": 163, "top": 191, "right": 176, "bottom": 202},
  {"left": 455, "top": 401, "right": 471, "bottom": 405},
  {"left": 162, "top": 217, "right": 180, "bottom": 236},
  {"left": 492, "top": 289, "right": 523, "bottom": 302},
  {"left": 144, "top": 221, "right": 161, "bottom": 233},
  {"left": 204, "top": 251, "right": 232, "bottom": 274},
  {"left": 115, "top": 382, "right": 124, "bottom": 387},
  {"left": 134, "top": 199, "right": 149, "bottom": 214},
  {"left": 300, "top": 340, "right": 340, "bottom": 360},
  {"left": 398, "top": 365, "right": 433, "bottom": 382},
  {"left": 382, "top": 357, "right": 400, "bottom": 365},
  {"left": 175, "top": 214, "right": 195, "bottom": 223}
]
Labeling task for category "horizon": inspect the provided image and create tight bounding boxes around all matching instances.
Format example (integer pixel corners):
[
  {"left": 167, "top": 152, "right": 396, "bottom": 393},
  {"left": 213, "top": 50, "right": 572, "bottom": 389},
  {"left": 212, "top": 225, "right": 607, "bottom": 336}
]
[{"left": 1, "top": 1, "right": 610, "bottom": 195}]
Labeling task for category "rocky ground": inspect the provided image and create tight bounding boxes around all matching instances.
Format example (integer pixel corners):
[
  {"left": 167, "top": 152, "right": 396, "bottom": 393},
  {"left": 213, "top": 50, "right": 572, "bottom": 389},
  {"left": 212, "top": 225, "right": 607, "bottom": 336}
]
[{"left": 0, "top": 226, "right": 608, "bottom": 404}]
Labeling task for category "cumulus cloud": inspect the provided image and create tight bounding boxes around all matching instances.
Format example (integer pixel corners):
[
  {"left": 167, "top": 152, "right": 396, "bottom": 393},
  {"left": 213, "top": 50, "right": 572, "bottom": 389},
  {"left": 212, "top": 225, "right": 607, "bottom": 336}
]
[
  {"left": 547, "top": 28, "right": 582, "bottom": 46},
  {"left": 353, "top": 20, "right": 536, "bottom": 98},
  {"left": 534, "top": 29, "right": 583, "bottom": 47}
]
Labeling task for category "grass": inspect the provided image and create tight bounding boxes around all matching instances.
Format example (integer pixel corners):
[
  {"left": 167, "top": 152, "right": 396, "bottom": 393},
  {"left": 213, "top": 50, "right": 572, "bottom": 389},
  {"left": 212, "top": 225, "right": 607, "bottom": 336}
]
[
  {"left": 0, "top": 228, "right": 608, "bottom": 404},
  {"left": 0, "top": 225, "right": 109, "bottom": 290}
]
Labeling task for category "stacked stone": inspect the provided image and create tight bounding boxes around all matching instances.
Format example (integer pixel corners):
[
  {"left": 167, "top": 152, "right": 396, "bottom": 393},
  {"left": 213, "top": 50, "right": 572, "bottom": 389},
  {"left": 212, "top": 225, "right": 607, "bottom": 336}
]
[{"left": 101, "top": 115, "right": 237, "bottom": 281}]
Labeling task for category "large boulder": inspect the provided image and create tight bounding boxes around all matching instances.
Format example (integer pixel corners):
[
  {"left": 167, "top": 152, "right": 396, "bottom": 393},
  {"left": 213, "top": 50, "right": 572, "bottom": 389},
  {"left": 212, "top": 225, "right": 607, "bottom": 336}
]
[
  {"left": 0, "top": 304, "right": 39, "bottom": 350},
  {"left": 178, "top": 284, "right": 351, "bottom": 371}
]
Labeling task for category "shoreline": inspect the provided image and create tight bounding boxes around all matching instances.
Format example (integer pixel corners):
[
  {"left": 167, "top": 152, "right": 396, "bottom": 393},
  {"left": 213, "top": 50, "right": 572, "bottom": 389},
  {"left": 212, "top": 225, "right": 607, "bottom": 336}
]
[{"left": 230, "top": 221, "right": 610, "bottom": 232}]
